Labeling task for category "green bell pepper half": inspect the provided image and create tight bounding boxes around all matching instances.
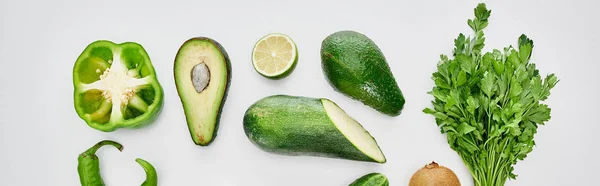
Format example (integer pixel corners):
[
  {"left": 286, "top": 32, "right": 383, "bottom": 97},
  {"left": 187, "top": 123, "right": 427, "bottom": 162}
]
[{"left": 73, "top": 40, "right": 163, "bottom": 132}]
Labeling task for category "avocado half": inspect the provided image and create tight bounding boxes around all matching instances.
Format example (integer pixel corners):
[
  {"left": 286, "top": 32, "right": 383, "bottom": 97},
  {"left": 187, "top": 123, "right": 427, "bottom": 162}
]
[{"left": 174, "top": 37, "right": 231, "bottom": 146}]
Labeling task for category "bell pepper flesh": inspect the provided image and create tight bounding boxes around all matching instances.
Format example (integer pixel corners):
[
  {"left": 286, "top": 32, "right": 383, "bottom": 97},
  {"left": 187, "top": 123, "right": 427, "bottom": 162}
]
[{"left": 73, "top": 40, "right": 163, "bottom": 131}]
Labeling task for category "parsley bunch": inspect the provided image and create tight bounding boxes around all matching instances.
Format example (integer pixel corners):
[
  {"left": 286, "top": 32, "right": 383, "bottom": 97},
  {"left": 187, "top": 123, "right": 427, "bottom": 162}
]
[{"left": 423, "top": 3, "right": 558, "bottom": 186}]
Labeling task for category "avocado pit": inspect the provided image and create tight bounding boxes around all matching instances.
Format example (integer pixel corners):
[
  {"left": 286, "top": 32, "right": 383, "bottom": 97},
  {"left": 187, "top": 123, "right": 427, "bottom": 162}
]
[{"left": 191, "top": 62, "right": 210, "bottom": 93}]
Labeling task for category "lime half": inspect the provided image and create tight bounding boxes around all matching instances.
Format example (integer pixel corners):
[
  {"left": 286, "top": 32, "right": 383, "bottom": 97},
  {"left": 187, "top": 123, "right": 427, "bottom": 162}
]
[{"left": 252, "top": 33, "right": 298, "bottom": 79}]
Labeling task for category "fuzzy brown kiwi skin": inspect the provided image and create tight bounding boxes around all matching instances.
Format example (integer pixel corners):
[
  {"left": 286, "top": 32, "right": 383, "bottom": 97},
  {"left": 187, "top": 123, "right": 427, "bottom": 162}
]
[{"left": 409, "top": 161, "right": 461, "bottom": 186}]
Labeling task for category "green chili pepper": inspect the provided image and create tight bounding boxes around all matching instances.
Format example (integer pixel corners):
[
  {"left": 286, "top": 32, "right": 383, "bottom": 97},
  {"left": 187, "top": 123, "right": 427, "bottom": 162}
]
[
  {"left": 136, "top": 158, "right": 158, "bottom": 186},
  {"left": 77, "top": 140, "right": 158, "bottom": 186},
  {"left": 73, "top": 40, "right": 164, "bottom": 132},
  {"left": 77, "top": 140, "right": 123, "bottom": 186}
]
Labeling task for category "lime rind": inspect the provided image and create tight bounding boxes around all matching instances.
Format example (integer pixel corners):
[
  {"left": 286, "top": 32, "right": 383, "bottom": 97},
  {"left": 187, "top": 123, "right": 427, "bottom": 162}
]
[{"left": 252, "top": 33, "right": 298, "bottom": 79}]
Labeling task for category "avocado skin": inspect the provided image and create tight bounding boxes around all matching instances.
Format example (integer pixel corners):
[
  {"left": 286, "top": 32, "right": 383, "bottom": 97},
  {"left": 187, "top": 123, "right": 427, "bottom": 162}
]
[
  {"left": 203, "top": 37, "right": 232, "bottom": 146},
  {"left": 350, "top": 173, "right": 389, "bottom": 186},
  {"left": 174, "top": 37, "right": 231, "bottom": 146},
  {"left": 320, "top": 31, "right": 405, "bottom": 116}
]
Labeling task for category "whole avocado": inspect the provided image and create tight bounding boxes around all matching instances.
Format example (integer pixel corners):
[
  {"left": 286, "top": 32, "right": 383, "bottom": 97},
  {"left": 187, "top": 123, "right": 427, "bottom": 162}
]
[{"left": 321, "top": 31, "right": 405, "bottom": 116}]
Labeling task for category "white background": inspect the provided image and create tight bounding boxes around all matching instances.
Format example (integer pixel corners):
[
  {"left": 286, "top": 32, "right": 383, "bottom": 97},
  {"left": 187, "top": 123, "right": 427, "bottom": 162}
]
[{"left": 1, "top": 0, "right": 598, "bottom": 185}]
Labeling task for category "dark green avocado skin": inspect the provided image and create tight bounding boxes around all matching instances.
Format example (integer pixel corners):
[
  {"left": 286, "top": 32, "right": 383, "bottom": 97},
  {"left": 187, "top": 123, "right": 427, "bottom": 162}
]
[{"left": 321, "top": 30, "right": 405, "bottom": 116}]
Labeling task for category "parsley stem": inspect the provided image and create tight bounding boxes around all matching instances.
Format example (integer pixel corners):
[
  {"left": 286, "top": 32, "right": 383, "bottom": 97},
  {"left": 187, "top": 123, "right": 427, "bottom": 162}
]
[{"left": 425, "top": 3, "right": 557, "bottom": 186}]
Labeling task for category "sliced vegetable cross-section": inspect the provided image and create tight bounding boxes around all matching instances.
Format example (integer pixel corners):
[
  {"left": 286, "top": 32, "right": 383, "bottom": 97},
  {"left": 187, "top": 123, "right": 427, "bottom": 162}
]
[
  {"left": 174, "top": 37, "right": 232, "bottom": 146},
  {"left": 243, "top": 95, "right": 386, "bottom": 163},
  {"left": 252, "top": 33, "right": 298, "bottom": 79},
  {"left": 73, "top": 40, "right": 164, "bottom": 132}
]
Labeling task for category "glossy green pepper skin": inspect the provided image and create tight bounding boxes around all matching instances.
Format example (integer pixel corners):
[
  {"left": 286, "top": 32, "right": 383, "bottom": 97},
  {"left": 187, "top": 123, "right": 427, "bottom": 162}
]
[
  {"left": 77, "top": 140, "right": 158, "bottom": 186},
  {"left": 77, "top": 140, "right": 123, "bottom": 186},
  {"left": 136, "top": 158, "right": 158, "bottom": 186},
  {"left": 73, "top": 40, "right": 164, "bottom": 132}
]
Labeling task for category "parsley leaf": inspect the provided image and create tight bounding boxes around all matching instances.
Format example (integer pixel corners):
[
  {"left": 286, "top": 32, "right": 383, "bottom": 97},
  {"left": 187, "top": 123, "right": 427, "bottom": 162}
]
[{"left": 424, "top": 3, "right": 558, "bottom": 186}]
